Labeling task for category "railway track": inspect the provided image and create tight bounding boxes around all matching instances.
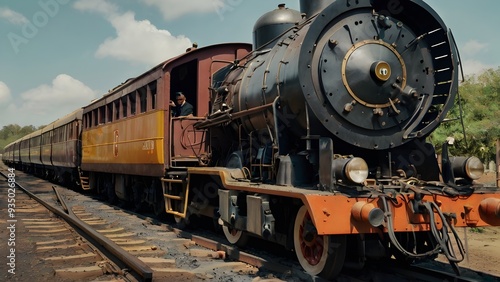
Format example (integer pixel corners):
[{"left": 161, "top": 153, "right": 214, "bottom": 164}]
[
  {"left": 2, "top": 166, "right": 499, "bottom": 282},
  {"left": 0, "top": 166, "right": 294, "bottom": 281},
  {"left": 0, "top": 169, "right": 151, "bottom": 281}
]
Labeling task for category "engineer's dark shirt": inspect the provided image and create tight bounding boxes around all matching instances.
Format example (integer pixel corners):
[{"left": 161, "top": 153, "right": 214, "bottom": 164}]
[{"left": 174, "top": 102, "right": 194, "bottom": 117}]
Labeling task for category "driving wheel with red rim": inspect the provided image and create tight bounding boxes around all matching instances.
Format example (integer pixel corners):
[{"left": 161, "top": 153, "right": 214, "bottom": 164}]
[{"left": 293, "top": 205, "right": 347, "bottom": 279}]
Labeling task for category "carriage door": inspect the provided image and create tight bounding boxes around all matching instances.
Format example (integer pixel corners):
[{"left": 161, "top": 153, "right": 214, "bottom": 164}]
[{"left": 169, "top": 59, "right": 208, "bottom": 167}]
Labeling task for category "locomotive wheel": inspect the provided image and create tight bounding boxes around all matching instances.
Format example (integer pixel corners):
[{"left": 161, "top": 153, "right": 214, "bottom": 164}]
[
  {"left": 293, "top": 206, "right": 346, "bottom": 279},
  {"left": 222, "top": 225, "right": 248, "bottom": 247}
]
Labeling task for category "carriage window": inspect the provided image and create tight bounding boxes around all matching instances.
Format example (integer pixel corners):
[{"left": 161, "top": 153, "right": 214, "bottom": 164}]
[
  {"left": 55, "top": 128, "right": 59, "bottom": 142},
  {"left": 99, "top": 106, "right": 105, "bottom": 124},
  {"left": 93, "top": 109, "right": 98, "bottom": 126},
  {"left": 122, "top": 96, "right": 128, "bottom": 118},
  {"left": 149, "top": 81, "right": 157, "bottom": 110},
  {"left": 88, "top": 113, "right": 92, "bottom": 129},
  {"left": 114, "top": 100, "right": 120, "bottom": 120},
  {"left": 129, "top": 92, "right": 136, "bottom": 116},
  {"left": 32, "top": 136, "right": 41, "bottom": 146},
  {"left": 42, "top": 132, "right": 50, "bottom": 145},
  {"left": 139, "top": 87, "right": 147, "bottom": 113},
  {"left": 107, "top": 103, "right": 113, "bottom": 122}
]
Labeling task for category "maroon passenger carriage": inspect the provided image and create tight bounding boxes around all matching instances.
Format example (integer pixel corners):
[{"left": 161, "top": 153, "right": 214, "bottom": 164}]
[
  {"left": 40, "top": 108, "right": 83, "bottom": 185},
  {"left": 3, "top": 109, "right": 83, "bottom": 186}
]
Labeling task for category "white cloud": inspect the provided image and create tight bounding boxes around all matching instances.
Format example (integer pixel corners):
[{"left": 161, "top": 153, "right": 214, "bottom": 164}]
[
  {"left": 0, "top": 81, "right": 12, "bottom": 105},
  {"left": 0, "top": 7, "right": 29, "bottom": 25},
  {"left": 462, "top": 40, "right": 489, "bottom": 56},
  {"left": 96, "top": 12, "right": 191, "bottom": 65},
  {"left": 462, "top": 59, "right": 495, "bottom": 77},
  {"left": 74, "top": 0, "right": 192, "bottom": 65},
  {"left": 141, "top": 0, "right": 225, "bottom": 21},
  {"left": 458, "top": 40, "right": 496, "bottom": 77},
  {"left": 13, "top": 74, "right": 96, "bottom": 126}
]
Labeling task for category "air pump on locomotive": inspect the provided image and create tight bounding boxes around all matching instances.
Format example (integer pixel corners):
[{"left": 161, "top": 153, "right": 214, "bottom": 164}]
[{"left": 195, "top": 0, "right": 500, "bottom": 278}]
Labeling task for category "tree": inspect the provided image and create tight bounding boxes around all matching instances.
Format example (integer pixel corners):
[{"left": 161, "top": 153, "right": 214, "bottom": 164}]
[
  {"left": 20, "top": 125, "right": 36, "bottom": 136},
  {"left": 0, "top": 124, "right": 37, "bottom": 154},
  {"left": 0, "top": 124, "right": 21, "bottom": 139},
  {"left": 431, "top": 67, "right": 500, "bottom": 163}
]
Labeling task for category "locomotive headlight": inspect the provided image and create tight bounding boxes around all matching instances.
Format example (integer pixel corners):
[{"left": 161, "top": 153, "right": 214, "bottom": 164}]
[
  {"left": 346, "top": 158, "right": 369, "bottom": 184},
  {"left": 333, "top": 157, "right": 369, "bottom": 184},
  {"left": 451, "top": 156, "right": 484, "bottom": 180}
]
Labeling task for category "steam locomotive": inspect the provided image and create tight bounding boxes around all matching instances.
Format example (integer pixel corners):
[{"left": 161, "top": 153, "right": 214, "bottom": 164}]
[{"left": 4, "top": 0, "right": 500, "bottom": 279}]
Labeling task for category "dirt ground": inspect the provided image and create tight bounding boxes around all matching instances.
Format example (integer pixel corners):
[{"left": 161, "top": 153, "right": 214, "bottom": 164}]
[
  {"left": 453, "top": 226, "right": 500, "bottom": 277},
  {"left": 454, "top": 171, "right": 500, "bottom": 277}
]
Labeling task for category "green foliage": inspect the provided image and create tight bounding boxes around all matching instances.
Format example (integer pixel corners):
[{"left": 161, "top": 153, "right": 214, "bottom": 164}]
[
  {"left": 431, "top": 68, "right": 500, "bottom": 162},
  {"left": 469, "top": 227, "right": 485, "bottom": 233},
  {"left": 0, "top": 124, "right": 38, "bottom": 153}
]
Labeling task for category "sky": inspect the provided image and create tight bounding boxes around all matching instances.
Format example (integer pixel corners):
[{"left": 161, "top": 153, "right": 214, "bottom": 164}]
[{"left": 0, "top": 0, "right": 499, "bottom": 128}]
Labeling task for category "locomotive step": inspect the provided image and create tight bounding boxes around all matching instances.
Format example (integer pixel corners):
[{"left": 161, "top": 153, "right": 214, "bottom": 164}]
[{"left": 164, "top": 194, "right": 183, "bottom": 200}]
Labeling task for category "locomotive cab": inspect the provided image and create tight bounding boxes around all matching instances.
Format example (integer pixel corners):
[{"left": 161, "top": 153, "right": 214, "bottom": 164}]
[{"left": 165, "top": 44, "right": 252, "bottom": 168}]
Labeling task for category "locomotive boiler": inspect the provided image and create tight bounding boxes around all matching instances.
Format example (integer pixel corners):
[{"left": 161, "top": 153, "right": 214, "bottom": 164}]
[
  {"left": 195, "top": 0, "right": 500, "bottom": 278},
  {"left": 205, "top": 0, "right": 459, "bottom": 184}
]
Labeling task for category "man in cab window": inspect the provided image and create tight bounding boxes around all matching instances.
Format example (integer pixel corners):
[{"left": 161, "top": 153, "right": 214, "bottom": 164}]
[{"left": 170, "top": 92, "right": 193, "bottom": 117}]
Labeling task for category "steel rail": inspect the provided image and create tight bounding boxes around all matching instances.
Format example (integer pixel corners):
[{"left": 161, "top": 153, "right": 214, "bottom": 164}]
[
  {"left": 0, "top": 171, "right": 154, "bottom": 282},
  {"left": 52, "top": 185, "right": 68, "bottom": 213},
  {"left": 121, "top": 208, "right": 322, "bottom": 281}
]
